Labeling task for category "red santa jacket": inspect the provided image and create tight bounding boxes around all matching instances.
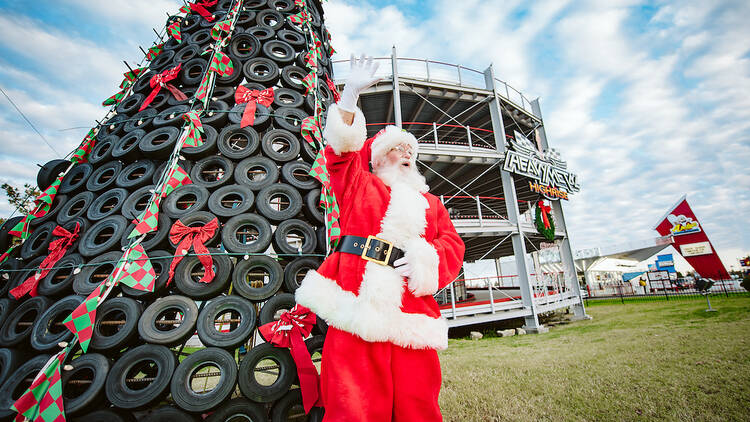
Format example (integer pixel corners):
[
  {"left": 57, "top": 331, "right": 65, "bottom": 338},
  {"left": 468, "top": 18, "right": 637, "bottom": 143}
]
[{"left": 295, "top": 104, "right": 465, "bottom": 350}]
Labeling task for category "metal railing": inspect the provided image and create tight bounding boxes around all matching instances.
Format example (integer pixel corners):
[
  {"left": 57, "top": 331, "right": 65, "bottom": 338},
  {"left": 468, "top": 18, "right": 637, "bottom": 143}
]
[
  {"left": 366, "top": 122, "right": 498, "bottom": 151},
  {"left": 332, "top": 57, "right": 538, "bottom": 118}
]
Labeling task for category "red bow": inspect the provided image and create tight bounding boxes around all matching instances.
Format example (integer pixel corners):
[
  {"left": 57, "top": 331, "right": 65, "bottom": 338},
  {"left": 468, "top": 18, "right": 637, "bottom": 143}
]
[
  {"left": 139, "top": 63, "right": 188, "bottom": 111},
  {"left": 167, "top": 218, "right": 219, "bottom": 285},
  {"left": 10, "top": 222, "right": 80, "bottom": 299},
  {"left": 190, "top": 0, "right": 217, "bottom": 21},
  {"left": 259, "top": 305, "right": 322, "bottom": 413},
  {"left": 235, "top": 86, "right": 274, "bottom": 128},
  {"left": 538, "top": 200, "right": 551, "bottom": 229},
  {"left": 325, "top": 74, "right": 340, "bottom": 103}
]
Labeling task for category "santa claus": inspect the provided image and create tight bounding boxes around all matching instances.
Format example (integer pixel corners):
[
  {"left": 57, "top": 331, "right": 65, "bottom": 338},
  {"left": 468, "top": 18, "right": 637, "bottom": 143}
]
[{"left": 295, "top": 55, "right": 465, "bottom": 421}]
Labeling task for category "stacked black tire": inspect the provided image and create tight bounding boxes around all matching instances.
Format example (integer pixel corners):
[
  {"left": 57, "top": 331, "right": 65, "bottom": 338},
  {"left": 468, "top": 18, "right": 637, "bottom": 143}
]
[{"left": 0, "top": 1, "right": 332, "bottom": 421}]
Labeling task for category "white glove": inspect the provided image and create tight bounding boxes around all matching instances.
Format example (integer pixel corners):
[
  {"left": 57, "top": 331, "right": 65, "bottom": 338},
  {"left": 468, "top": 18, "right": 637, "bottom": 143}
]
[
  {"left": 393, "top": 257, "right": 412, "bottom": 278},
  {"left": 338, "top": 54, "right": 381, "bottom": 112}
]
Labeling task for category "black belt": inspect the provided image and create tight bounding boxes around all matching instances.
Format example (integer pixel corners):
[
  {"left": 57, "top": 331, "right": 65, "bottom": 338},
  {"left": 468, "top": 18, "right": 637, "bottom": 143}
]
[{"left": 335, "top": 235, "right": 404, "bottom": 267}]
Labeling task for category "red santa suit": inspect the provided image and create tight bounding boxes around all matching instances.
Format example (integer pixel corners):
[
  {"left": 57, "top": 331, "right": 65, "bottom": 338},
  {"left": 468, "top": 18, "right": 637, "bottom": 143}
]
[{"left": 295, "top": 104, "right": 465, "bottom": 421}]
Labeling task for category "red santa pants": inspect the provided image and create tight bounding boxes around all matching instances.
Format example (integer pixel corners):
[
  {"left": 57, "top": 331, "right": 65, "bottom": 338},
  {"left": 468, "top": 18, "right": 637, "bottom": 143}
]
[{"left": 320, "top": 327, "right": 442, "bottom": 422}]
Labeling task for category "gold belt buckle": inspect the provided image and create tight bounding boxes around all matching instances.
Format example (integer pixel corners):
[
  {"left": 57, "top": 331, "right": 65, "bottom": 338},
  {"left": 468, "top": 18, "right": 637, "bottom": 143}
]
[{"left": 362, "top": 235, "right": 393, "bottom": 265}]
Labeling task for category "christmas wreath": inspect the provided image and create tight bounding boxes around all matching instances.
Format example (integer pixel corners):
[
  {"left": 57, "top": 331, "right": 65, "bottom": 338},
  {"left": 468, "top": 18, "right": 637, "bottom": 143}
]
[{"left": 535, "top": 200, "right": 555, "bottom": 241}]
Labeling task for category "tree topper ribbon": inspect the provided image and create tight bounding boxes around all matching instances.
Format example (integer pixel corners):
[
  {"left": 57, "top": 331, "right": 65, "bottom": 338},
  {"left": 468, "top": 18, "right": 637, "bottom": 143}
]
[
  {"left": 258, "top": 305, "right": 322, "bottom": 413},
  {"left": 10, "top": 222, "right": 81, "bottom": 300},
  {"left": 167, "top": 218, "right": 219, "bottom": 285},
  {"left": 234, "top": 86, "right": 274, "bottom": 128},
  {"left": 538, "top": 200, "right": 551, "bottom": 230},
  {"left": 139, "top": 63, "right": 188, "bottom": 111}
]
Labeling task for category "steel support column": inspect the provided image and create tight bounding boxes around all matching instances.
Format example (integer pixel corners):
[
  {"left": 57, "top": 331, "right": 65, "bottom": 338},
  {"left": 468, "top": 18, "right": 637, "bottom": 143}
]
[
  {"left": 531, "top": 98, "right": 590, "bottom": 320},
  {"left": 391, "top": 46, "right": 403, "bottom": 128},
  {"left": 484, "top": 65, "right": 543, "bottom": 332}
]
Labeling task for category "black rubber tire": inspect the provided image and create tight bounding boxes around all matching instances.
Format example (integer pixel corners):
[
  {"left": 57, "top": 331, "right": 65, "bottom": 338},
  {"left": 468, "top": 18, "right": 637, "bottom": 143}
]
[
  {"left": 123, "top": 109, "right": 157, "bottom": 134},
  {"left": 181, "top": 124, "right": 218, "bottom": 159},
  {"left": 30, "top": 294, "right": 83, "bottom": 351},
  {"left": 208, "top": 184, "right": 254, "bottom": 218},
  {"left": 271, "top": 389, "right": 319, "bottom": 422},
  {"left": 87, "top": 160, "right": 123, "bottom": 193},
  {"left": 0, "top": 298, "right": 16, "bottom": 336},
  {"left": 86, "top": 187, "right": 128, "bottom": 220},
  {"left": 149, "top": 48, "right": 176, "bottom": 72},
  {"left": 231, "top": 255, "right": 282, "bottom": 302},
  {"left": 152, "top": 104, "right": 190, "bottom": 128},
  {"left": 221, "top": 213, "right": 272, "bottom": 254},
  {"left": 20, "top": 220, "right": 57, "bottom": 261},
  {"left": 0, "top": 216, "right": 23, "bottom": 252},
  {"left": 37, "top": 252, "right": 84, "bottom": 297},
  {"left": 73, "top": 251, "right": 122, "bottom": 296},
  {"left": 201, "top": 100, "right": 229, "bottom": 127},
  {"left": 59, "top": 163, "right": 93, "bottom": 194},
  {"left": 272, "top": 219, "right": 317, "bottom": 256},
  {"left": 273, "top": 87, "right": 304, "bottom": 108},
  {"left": 139, "top": 126, "right": 181, "bottom": 159},
  {"left": 138, "top": 295, "right": 199, "bottom": 346},
  {"left": 315, "top": 226, "right": 327, "bottom": 254},
  {"left": 229, "top": 33, "right": 261, "bottom": 61},
  {"left": 281, "top": 161, "right": 319, "bottom": 192},
  {"left": 238, "top": 342, "right": 294, "bottom": 403},
  {"left": 173, "top": 249, "right": 231, "bottom": 300},
  {"left": 100, "top": 114, "right": 130, "bottom": 138},
  {"left": 166, "top": 86, "right": 196, "bottom": 107},
  {"left": 61, "top": 353, "right": 110, "bottom": 416},
  {"left": 0, "top": 348, "right": 21, "bottom": 388},
  {"left": 0, "top": 354, "right": 51, "bottom": 419},
  {"left": 143, "top": 91, "right": 170, "bottom": 111},
  {"left": 0, "top": 296, "right": 51, "bottom": 347},
  {"left": 0, "top": 257, "right": 20, "bottom": 299},
  {"left": 201, "top": 12, "right": 226, "bottom": 28},
  {"left": 133, "top": 70, "right": 156, "bottom": 94},
  {"left": 163, "top": 184, "right": 209, "bottom": 219},
  {"left": 283, "top": 256, "right": 321, "bottom": 294},
  {"left": 305, "top": 333, "right": 325, "bottom": 358},
  {"left": 181, "top": 13, "right": 202, "bottom": 34},
  {"left": 276, "top": 29, "right": 306, "bottom": 50},
  {"left": 120, "top": 249, "right": 171, "bottom": 299},
  {"left": 260, "top": 129, "right": 300, "bottom": 163},
  {"left": 235, "top": 9, "right": 257, "bottom": 28},
  {"left": 170, "top": 211, "right": 221, "bottom": 248},
  {"left": 77, "top": 215, "right": 128, "bottom": 258},
  {"left": 30, "top": 193, "right": 68, "bottom": 230},
  {"left": 256, "top": 183, "right": 303, "bottom": 223},
  {"left": 164, "top": 31, "right": 191, "bottom": 51},
  {"left": 210, "top": 85, "right": 235, "bottom": 104},
  {"left": 234, "top": 156, "right": 280, "bottom": 191},
  {"left": 189, "top": 28, "right": 212, "bottom": 47},
  {"left": 115, "top": 93, "right": 145, "bottom": 115},
  {"left": 119, "top": 212, "right": 171, "bottom": 251},
  {"left": 258, "top": 293, "right": 296, "bottom": 330},
  {"left": 89, "top": 136, "right": 117, "bottom": 166},
  {"left": 274, "top": 106, "right": 308, "bottom": 134},
  {"left": 57, "top": 191, "right": 95, "bottom": 225},
  {"left": 121, "top": 184, "right": 156, "bottom": 220},
  {"left": 142, "top": 406, "right": 198, "bottom": 422},
  {"left": 197, "top": 295, "right": 256, "bottom": 349},
  {"left": 37, "top": 159, "right": 70, "bottom": 191},
  {"left": 262, "top": 39, "right": 295, "bottom": 65},
  {"left": 172, "top": 43, "right": 200, "bottom": 65},
  {"left": 89, "top": 296, "right": 142, "bottom": 353},
  {"left": 180, "top": 57, "right": 209, "bottom": 86},
  {"left": 245, "top": 25, "right": 275, "bottom": 42},
  {"left": 5, "top": 256, "right": 44, "bottom": 299},
  {"left": 71, "top": 409, "right": 136, "bottom": 422},
  {"left": 190, "top": 156, "right": 235, "bottom": 190},
  {"left": 218, "top": 124, "right": 261, "bottom": 160},
  {"left": 111, "top": 130, "right": 145, "bottom": 163},
  {"left": 280, "top": 65, "right": 307, "bottom": 92},
  {"left": 243, "top": 0, "right": 268, "bottom": 9},
  {"left": 115, "top": 159, "right": 156, "bottom": 189},
  {"left": 242, "top": 57, "right": 280, "bottom": 86},
  {"left": 206, "top": 397, "right": 268, "bottom": 422},
  {"left": 303, "top": 188, "right": 324, "bottom": 224},
  {"left": 256, "top": 9, "right": 284, "bottom": 29},
  {"left": 152, "top": 159, "right": 193, "bottom": 185},
  {"left": 216, "top": 54, "right": 243, "bottom": 86},
  {"left": 228, "top": 103, "right": 271, "bottom": 130},
  {"left": 105, "top": 344, "right": 177, "bottom": 409},
  {"left": 170, "top": 347, "right": 238, "bottom": 413}
]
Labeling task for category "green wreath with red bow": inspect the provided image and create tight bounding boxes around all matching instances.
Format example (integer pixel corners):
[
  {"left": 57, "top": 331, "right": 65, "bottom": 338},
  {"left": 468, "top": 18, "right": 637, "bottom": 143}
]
[{"left": 535, "top": 200, "right": 555, "bottom": 241}]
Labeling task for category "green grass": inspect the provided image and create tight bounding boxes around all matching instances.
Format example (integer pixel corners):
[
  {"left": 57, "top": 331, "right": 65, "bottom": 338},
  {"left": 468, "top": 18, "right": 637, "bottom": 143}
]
[{"left": 438, "top": 296, "right": 750, "bottom": 421}]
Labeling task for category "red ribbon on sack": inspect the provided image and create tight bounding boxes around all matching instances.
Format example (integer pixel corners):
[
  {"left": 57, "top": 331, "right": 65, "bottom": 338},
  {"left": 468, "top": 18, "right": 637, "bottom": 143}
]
[
  {"left": 259, "top": 305, "right": 322, "bottom": 413},
  {"left": 234, "top": 86, "right": 274, "bottom": 128},
  {"left": 139, "top": 63, "right": 188, "bottom": 111},
  {"left": 538, "top": 200, "right": 551, "bottom": 230},
  {"left": 167, "top": 218, "right": 219, "bottom": 285},
  {"left": 190, "top": 0, "right": 217, "bottom": 21},
  {"left": 10, "top": 222, "right": 80, "bottom": 299}
]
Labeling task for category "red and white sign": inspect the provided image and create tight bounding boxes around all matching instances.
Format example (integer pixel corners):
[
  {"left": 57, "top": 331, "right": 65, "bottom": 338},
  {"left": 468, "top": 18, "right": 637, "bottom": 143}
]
[{"left": 654, "top": 196, "right": 729, "bottom": 280}]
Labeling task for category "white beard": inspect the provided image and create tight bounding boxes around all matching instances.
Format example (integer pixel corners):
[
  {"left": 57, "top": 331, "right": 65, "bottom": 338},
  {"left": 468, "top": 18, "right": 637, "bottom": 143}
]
[{"left": 373, "top": 161, "right": 429, "bottom": 193}]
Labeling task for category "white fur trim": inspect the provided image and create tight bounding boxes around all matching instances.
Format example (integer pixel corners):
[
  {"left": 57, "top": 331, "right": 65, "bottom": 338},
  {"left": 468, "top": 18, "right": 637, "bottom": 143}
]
[
  {"left": 370, "top": 125, "right": 418, "bottom": 164},
  {"left": 404, "top": 238, "right": 440, "bottom": 297},
  {"left": 296, "top": 270, "right": 448, "bottom": 350},
  {"left": 323, "top": 103, "right": 367, "bottom": 155}
]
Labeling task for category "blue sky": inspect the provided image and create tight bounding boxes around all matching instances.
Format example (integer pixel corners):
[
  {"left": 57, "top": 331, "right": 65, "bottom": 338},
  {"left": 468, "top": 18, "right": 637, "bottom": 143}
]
[{"left": 0, "top": 0, "right": 747, "bottom": 273}]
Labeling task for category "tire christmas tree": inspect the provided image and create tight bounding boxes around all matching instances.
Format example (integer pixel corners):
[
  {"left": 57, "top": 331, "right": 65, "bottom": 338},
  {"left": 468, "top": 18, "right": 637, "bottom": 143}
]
[{"left": 0, "top": 1, "right": 334, "bottom": 420}]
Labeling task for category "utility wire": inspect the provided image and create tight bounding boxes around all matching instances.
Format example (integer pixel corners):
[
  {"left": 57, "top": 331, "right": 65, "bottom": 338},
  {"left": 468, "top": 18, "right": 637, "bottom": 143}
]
[{"left": 0, "top": 85, "right": 62, "bottom": 156}]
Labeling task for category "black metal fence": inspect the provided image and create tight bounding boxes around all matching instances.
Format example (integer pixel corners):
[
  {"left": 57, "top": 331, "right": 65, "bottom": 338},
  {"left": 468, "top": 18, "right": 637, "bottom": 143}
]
[{"left": 583, "top": 278, "right": 749, "bottom": 306}]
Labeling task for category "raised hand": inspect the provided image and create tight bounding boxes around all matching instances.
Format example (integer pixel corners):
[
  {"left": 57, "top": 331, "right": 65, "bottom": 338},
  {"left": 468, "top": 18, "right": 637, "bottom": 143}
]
[{"left": 338, "top": 54, "right": 381, "bottom": 112}]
